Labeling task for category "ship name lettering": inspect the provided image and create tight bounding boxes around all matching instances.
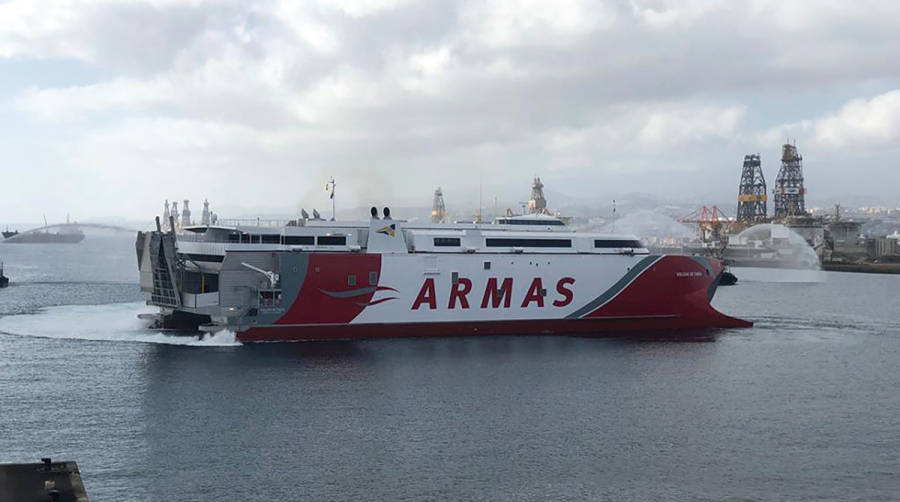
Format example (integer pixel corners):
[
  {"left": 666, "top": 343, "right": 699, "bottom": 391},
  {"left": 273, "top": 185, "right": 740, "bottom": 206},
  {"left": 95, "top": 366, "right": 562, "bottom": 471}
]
[
  {"left": 411, "top": 278, "right": 437, "bottom": 310},
  {"left": 521, "top": 278, "right": 544, "bottom": 308},
  {"left": 411, "top": 277, "right": 576, "bottom": 310},
  {"left": 481, "top": 278, "right": 513, "bottom": 309},
  {"left": 449, "top": 278, "right": 472, "bottom": 309}
]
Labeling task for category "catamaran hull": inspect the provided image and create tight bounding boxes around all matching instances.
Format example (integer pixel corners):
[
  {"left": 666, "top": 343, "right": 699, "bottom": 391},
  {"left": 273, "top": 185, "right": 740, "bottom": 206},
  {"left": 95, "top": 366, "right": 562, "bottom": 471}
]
[
  {"left": 138, "top": 223, "right": 752, "bottom": 342},
  {"left": 231, "top": 254, "right": 751, "bottom": 342}
]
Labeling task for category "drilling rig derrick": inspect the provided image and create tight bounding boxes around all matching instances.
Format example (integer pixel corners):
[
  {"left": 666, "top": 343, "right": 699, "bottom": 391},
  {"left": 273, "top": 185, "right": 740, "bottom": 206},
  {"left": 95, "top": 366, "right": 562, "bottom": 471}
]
[
  {"left": 773, "top": 143, "right": 807, "bottom": 219},
  {"left": 528, "top": 177, "right": 549, "bottom": 215},
  {"left": 736, "top": 154, "right": 767, "bottom": 223},
  {"left": 431, "top": 187, "right": 449, "bottom": 223}
]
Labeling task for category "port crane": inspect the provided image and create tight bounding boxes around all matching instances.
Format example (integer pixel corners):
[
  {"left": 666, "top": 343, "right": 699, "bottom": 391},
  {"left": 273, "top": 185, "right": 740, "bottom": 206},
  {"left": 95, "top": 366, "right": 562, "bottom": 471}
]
[{"left": 679, "top": 205, "right": 733, "bottom": 248}]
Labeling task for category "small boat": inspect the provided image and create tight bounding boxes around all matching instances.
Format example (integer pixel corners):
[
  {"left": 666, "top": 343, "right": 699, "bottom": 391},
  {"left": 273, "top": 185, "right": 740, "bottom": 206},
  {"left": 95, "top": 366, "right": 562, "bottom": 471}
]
[
  {"left": 718, "top": 269, "right": 738, "bottom": 286},
  {"left": 2, "top": 226, "right": 18, "bottom": 239}
]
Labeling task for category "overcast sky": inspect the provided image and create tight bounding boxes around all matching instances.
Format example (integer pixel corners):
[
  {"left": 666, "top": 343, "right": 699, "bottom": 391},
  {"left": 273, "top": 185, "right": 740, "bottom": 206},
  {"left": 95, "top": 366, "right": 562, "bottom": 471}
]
[{"left": 1, "top": 0, "right": 899, "bottom": 223}]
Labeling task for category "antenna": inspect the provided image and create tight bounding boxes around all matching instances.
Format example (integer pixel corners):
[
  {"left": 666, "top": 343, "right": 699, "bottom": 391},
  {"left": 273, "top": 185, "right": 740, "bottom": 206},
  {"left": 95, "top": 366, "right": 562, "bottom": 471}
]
[
  {"left": 325, "top": 177, "right": 336, "bottom": 221},
  {"left": 612, "top": 199, "right": 616, "bottom": 233},
  {"left": 478, "top": 175, "right": 483, "bottom": 223}
]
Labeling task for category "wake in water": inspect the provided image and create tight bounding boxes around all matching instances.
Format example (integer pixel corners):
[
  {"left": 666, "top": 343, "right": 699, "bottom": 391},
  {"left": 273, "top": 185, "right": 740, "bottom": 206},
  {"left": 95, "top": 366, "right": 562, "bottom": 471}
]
[{"left": 0, "top": 302, "right": 241, "bottom": 347}]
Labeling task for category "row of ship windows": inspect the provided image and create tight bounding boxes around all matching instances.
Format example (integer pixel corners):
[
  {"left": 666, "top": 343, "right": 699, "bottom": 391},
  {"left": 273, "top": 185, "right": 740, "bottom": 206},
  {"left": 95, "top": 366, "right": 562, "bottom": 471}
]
[
  {"left": 227, "top": 234, "right": 348, "bottom": 246},
  {"left": 433, "top": 237, "right": 643, "bottom": 248},
  {"left": 204, "top": 234, "right": 639, "bottom": 249},
  {"left": 494, "top": 218, "right": 566, "bottom": 226},
  {"left": 215, "top": 234, "right": 640, "bottom": 249}
]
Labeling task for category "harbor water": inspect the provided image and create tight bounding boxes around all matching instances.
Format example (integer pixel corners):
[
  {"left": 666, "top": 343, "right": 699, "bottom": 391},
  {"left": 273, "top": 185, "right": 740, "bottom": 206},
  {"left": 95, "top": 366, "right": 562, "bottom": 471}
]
[{"left": 1, "top": 235, "right": 899, "bottom": 500}]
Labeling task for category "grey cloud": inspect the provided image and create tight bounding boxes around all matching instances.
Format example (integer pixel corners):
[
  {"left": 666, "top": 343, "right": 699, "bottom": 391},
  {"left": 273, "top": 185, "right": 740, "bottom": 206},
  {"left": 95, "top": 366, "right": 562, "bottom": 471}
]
[{"left": 1, "top": 0, "right": 899, "bottom": 221}]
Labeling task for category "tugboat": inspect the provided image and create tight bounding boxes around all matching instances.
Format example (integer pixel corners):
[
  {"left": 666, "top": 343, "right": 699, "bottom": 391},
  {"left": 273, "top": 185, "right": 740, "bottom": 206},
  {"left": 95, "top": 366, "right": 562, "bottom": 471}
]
[
  {"left": 718, "top": 268, "right": 738, "bottom": 286},
  {"left": 0, "top": 261, "right": 8, "bottom": 288}
]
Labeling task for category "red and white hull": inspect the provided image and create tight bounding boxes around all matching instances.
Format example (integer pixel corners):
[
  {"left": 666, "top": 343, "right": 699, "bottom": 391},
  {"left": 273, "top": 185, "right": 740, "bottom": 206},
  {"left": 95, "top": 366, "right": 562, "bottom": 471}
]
[{"left": 237, "top": 253, "right": 749, "bottom": 342}]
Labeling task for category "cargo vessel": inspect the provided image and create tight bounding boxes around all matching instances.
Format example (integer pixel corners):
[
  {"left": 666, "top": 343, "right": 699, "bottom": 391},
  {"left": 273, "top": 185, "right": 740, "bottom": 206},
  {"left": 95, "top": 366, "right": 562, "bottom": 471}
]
[
  {"left": 2, "top": 216, "right": 85, "bottom": 244},
  {"left": 2, "top": 229, "right": 84, "bottom": 244},
  {"left": 136, "top": 206, "right": 751, "bottom": 342}
]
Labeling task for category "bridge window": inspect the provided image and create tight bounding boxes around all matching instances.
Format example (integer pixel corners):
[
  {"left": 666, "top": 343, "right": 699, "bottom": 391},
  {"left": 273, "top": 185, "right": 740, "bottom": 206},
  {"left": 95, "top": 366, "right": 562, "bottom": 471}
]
[
  {"left": 434, "top": 237, "right": 460, "bottom": 247},
  {"left": 261, "top": 235, "right": 280, "bottom": 244},
  {"left": 594, "top": 239, "right": 643, "bottom": 248},
  {"left": 318, "top": 235, "right": 346, "bottom": 246},
  {"left": 485, "top": 238, "right": 571, "bottom": 248},
  {"left": 284, "top": 235, "right": 314, "bottom": 245}
]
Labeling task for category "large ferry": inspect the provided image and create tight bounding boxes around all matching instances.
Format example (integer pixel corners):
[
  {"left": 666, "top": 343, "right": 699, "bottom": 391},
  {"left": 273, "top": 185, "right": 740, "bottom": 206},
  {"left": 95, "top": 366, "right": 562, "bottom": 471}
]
[{"left": 136, "top": 208, "right": 751, "bottom": 342}]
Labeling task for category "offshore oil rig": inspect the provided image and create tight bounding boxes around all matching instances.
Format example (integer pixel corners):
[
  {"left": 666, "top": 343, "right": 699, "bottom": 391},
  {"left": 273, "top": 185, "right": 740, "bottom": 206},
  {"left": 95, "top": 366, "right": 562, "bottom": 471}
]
[
  {"left": 735, "top": 143, "right": 809, "bottom": 224},
  {"left": 673, "top": 142, "right": 898, "bottom": 273},
  {"left": 428, "top": 177, "right": 571, "bottom": 224},
  {"left": 734, "top": 143, "right": 809, "bottom": 225},
  {"left": 733, "top": 143, "right": 823, "bottom": 250},
  {"left": 773, "top": 143, "right": 806, "bottom": 219},
  {"left": 678, "top": 142, "right": 826, "bottom": 264},
  {"left": 736, "top": 154, "right": 767, "bottom": 223},
  {"left": 431, "top": 187, "right": 449, "bottom": 223}
]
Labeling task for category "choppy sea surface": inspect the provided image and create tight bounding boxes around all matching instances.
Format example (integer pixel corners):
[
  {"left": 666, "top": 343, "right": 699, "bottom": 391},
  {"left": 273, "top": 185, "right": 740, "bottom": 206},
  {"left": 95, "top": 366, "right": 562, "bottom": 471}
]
[{"left": 1, "top": 235, "right": 899, "bottom": 501}]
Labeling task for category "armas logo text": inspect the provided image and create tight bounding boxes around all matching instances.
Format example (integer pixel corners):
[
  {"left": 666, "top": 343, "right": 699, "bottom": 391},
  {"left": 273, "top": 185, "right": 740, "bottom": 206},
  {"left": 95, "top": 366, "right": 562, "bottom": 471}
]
[{"left": 411, "top": 277, "right": 575, "bottom": 310}]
